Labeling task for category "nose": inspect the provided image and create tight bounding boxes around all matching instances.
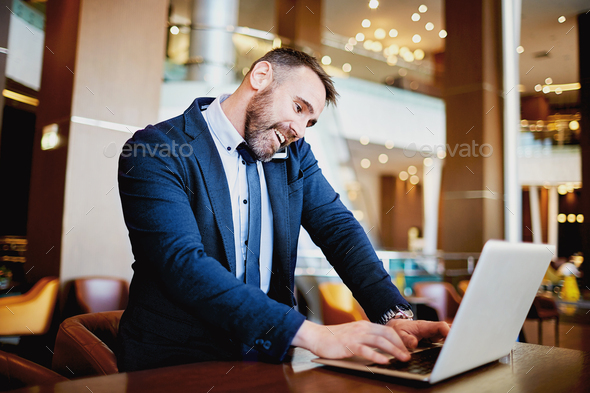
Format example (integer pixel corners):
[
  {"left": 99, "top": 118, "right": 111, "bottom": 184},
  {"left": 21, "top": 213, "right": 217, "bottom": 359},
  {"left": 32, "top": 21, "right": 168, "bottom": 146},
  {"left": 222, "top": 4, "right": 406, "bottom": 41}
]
[{"left": 291, "top": 120, "right": 307, "bottom": 141}]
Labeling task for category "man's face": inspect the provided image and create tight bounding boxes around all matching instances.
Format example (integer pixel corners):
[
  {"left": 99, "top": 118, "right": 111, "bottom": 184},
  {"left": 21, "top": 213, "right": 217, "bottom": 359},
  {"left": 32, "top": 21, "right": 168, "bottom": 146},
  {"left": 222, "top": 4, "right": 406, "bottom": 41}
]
[{"left": 244, "top": 66, "right": 326, "bottom": 162}]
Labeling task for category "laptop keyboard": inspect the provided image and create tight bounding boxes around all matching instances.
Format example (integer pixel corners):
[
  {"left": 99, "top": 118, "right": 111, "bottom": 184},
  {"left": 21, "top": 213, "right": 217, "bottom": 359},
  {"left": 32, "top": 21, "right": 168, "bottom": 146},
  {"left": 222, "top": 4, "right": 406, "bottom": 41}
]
[{"left": 369, "top": 346, "right": 442, "bottom": 375}]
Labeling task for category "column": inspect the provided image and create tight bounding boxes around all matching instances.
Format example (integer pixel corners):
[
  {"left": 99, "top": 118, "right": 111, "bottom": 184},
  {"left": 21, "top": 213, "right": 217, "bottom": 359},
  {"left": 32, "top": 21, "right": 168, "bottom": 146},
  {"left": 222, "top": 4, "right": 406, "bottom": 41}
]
[
  {"left": 26, "top": 0, "right": 168, "bottom": 282},
  {"left": 439, "top": 0, "right": 505, "bottom": 252},
  {"left": 578, "top": 11, "right": 590, "bottom": 284},
  {"left": 529, "top": 186, "right": 542, "bottom": 243},
  {"left": 547, "top": 186, "right": 559, "bottom": 260}
]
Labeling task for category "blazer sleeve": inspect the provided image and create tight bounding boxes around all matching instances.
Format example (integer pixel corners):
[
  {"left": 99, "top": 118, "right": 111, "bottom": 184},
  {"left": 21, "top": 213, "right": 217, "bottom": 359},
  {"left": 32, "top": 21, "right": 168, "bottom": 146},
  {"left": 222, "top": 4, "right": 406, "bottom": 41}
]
[
  {"left": 118, "top": 125, "right": 305, "bottom": 361},
  {"left": 297, "top": 139, "right": 409, "bottom": 322}
]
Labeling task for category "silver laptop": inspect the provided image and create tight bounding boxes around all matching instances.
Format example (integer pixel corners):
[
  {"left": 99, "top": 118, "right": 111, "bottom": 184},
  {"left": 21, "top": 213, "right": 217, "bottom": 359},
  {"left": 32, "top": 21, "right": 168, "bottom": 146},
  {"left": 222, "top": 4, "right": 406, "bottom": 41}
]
[{"left": 312, "top": 240, "right": 554, "bottom": 384}]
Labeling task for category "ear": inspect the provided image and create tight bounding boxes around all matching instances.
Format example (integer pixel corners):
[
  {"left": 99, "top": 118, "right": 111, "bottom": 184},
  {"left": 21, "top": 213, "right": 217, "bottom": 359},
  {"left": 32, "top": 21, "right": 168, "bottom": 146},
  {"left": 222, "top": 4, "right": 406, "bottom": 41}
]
[{"left": 249, "top": 61, "right": 273, "bottom": 91}]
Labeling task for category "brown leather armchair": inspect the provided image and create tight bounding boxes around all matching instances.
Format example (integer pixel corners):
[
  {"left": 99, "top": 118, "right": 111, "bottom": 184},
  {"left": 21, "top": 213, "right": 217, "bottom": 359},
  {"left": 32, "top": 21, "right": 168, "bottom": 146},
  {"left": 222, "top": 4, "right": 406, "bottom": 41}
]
[
  {"left": 413, "top": 282, "right": 462, "bottom": 323},
  {"left": 0, "top": 350, "right": 67, "bottom": 391},
  {"left": 52, "top": 311, "right": 123, "bottom": 377},
  {"left": 318, "top": 282, "right": 368, "bottom": 325},
  {"left": 74, "top": 277, "right": 129, "bottom": 314}
]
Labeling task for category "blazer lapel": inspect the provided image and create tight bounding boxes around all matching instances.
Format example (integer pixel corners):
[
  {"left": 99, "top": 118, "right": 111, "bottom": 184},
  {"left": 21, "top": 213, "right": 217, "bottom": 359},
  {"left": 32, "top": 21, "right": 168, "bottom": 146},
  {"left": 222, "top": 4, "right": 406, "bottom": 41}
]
[
  {"left": 184, "top": 98, "right": 236, "bottom": 275},
  {"left": 263, "top": 160, "right": 291, "bottom": 280}
]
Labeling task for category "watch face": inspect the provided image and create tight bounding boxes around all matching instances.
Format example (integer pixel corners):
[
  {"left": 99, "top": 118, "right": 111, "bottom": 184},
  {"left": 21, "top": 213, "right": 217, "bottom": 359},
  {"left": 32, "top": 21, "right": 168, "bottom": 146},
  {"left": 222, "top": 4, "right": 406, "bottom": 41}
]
[{"left": 396, "top": 304, "right": 414, "bottom": 318}]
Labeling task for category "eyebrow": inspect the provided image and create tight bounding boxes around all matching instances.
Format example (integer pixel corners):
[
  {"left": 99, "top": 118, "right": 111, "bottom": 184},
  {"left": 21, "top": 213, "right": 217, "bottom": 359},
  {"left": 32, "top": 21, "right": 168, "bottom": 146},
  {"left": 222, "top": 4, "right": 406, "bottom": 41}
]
[{"left": 296, "top": 96, "right": 315, "bottom": 115}]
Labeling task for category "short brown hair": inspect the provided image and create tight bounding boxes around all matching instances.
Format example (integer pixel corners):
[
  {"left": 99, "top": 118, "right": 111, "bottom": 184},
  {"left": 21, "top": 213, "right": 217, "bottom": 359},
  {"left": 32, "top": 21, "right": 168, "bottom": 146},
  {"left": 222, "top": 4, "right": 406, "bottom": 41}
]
[{"left": 248, "top": 47, "right": 338, "bottom": 106}]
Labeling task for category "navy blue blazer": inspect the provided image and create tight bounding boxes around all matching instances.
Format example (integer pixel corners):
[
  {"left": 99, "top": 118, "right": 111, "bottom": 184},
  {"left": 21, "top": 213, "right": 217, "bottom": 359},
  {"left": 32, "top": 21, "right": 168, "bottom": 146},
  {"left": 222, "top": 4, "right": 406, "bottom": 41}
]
[{"left": 117, "top": 97, "right": 408, "bottom": 371}]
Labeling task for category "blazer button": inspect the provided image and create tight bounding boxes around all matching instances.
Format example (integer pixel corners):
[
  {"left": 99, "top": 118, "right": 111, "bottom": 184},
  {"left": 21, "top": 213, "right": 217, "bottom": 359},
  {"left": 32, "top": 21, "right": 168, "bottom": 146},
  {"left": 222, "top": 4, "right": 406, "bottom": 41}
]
[
  {"left": 255, "top": 338, "right": 264, "bottom": 345},
  {"left": 263, "top": 340, "right": 271, "bottom": 350}
]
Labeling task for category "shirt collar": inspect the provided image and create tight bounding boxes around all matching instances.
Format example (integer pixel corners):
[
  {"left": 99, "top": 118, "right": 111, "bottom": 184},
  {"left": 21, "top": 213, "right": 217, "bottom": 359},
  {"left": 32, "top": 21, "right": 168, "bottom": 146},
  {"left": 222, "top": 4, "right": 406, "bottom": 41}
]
[{"left": 204, "top": 94, "right": 245, "bottom": 154}]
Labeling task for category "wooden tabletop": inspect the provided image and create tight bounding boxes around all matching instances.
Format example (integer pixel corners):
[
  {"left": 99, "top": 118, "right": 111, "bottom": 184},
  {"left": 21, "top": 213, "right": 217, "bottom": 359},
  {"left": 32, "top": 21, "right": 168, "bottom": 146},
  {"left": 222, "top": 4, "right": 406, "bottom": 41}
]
[{"left": 11, "top": 343, "right": 590, "bottom": 393}]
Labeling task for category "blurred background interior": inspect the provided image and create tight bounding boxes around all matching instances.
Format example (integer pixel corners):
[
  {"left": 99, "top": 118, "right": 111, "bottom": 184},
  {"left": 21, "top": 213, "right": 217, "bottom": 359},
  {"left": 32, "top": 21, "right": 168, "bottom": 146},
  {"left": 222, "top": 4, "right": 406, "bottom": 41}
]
[{"left": 0, "top": 0, "right": 589, "bottom": 388}]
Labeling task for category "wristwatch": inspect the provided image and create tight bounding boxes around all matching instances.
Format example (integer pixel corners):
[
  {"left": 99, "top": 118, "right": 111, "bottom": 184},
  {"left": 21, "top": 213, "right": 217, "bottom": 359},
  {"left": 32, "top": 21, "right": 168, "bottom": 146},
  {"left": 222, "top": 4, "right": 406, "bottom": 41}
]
[{"left": 378, "top": 304, "right": 414, "bottom": 325}]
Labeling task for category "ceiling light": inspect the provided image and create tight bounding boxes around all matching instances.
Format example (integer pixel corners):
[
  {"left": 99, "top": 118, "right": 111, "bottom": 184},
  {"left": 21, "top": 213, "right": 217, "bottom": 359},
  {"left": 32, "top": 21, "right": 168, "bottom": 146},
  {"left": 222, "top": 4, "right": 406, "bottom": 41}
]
[
  {"left": 555, "top": 88, "right": 562, "bottom": 95},
  {"left": 577, "top": 214, "right": 584, "bottom": 223},
  {"left": 439, "top": 29, "right": 447, "bottom": 38},
  {"left": 170, "top": 26, "right": 180, "bottom": 35},
  {"left": 437, "top": 149, "right": 446, "bottom": 159},
  {"left": 567, "top": 214, "right": 576, "bottom": 223},
  {"left": 360, "top": 136, "right": 370, "bottom": 145},
  {"left": 403, "top": 52, "right": 415, "bottom": 62},
  {"left": 410, "top": 175, "right": 420, "bottom": 185},
  {"left": 569, "top": 120, "right": 579, "bottom": 131},
  {"left": 363, "top": 39, "right": 373, "bottom": 50},
  {"left": 408, "top": 165, "right": 417, "bottom": 175},
  {"left": 399, "top": 46, "right": 410, "bottom": 55},
  {"left": 558, "top": 16, "right": 566, "bottom": 23},
  {"left": 557, "top": 185, "right": 567, "bottom": 195},
  {"left": 423, "top": 157, "right": 433, "bottom": 166},
  {"left": 542, "top": 86, "right": 550, "bottom": 94},
  {"left": 348, "top": 37, "right": 358, "bottom": 45},
  {"left": 389, "top": 29, "right": 398, "bottom": 37},
  {"left": 541, "top": 82, "right": 580, "bottom": 92},
  {"left": 399, "top": 171, "right": 409, "bottom": 181},
  {"left": 389, "top": 44, "right": 400, "bottom": 55},
  {"left": 557, "top": 213, "right": 566, "bottom": 223},
  {"left": 356, "top": 33, "right": 365, "bottom": 41},
  {"left": 534, "top": 84, "right": 542, "bottom": 92},
  {"left": 361, "top": 158, "right": 371, "bottom": 169},
  {"left": 398, "top": 68, "right": 408, "bottom": 76},
  {"left": 375, "top": 28, "right": 386, "bottom": 39},
  {"left": 387, "top": 55, "right": 398, "bottom": 66},
  {"left": 342, "top": 63, "right": 352, "bottom": 72},
  {"left": 414, "top": 49, "right": 425, "bottom": 60},
  {"left": 385, "top": 140, "right": 394, "bottom": 149},
  {"left": 419, "top": 5, "right": 428, "bottom": 13},
  {"left": 321, "top": 56, "right": 331, "bottom": 65},
  {"left": 411, "top": 13, "right": 421, "bottom": 21},
  {"left": 545, "top": 77, "right": 553, "bottom": 85},
  {"left": 369, "top": 0, "right": 379, "bottom": 9},
  {"left": 412, "top": 34, "right": 422, "bottom": 43},
  {"left": 378, "top": 154, "right": 389, "bottom": 164},
  {"left": 425, "top": 22, "right": 434, "bottom": 31},
  {"left": 516, "top": 46, "right": 524, "bottom": 53},
  {"left": 362, "top": 19, "right": 371, "bottom": 28}
]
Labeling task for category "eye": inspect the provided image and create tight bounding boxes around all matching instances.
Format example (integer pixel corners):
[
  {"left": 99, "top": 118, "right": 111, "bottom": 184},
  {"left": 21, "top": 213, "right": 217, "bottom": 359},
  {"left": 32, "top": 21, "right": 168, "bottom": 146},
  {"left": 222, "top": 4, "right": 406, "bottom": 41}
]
[{"left": 295, "top": 103, "right": 302, "bottom": 113}]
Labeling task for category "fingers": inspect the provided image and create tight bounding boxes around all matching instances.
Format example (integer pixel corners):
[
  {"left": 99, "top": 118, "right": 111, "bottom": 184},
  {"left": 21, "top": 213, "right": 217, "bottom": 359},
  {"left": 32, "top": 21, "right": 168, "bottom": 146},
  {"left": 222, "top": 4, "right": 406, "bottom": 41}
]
[
  {"left": 361, "top": 333, "right": 411, "bottom": 362},
  {"left": 417, "top": 320, "right": 450, "bottom": 340}
]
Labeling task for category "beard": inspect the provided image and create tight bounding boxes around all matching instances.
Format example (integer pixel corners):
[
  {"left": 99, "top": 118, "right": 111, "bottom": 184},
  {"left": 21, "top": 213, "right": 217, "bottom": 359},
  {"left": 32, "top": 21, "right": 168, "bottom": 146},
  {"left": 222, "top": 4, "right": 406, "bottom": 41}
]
[{"left": 244, "top": 85, "right": 292, "bottom": 162}]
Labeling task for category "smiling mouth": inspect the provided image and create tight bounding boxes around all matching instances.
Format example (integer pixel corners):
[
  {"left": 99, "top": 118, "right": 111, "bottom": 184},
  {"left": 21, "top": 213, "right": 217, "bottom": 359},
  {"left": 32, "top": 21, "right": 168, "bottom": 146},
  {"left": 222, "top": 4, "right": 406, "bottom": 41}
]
[{"left": 274, "top": 129, "right": 286, "bottom": 145}]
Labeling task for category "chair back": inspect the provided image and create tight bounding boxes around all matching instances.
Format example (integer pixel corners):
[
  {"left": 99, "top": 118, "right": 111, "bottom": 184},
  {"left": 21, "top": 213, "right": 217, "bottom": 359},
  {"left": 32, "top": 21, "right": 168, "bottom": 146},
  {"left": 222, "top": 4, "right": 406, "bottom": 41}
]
[
  {"left": 0, "top": 349, "right": 67, "bottom": 390},
  {"left": 0, "top": 277, "right": 59, "bottom": 336},
  {"left": 52, "top": 311, "right": 123, "bottom": 377},
  {"left": 457, "top": 280, "right": 470, "bottom": 296},
  {"left": 74, "top": 277, "right": 129, "bottom": 313},
  {"left": 413, "top": 281, "right": 462, "bottom": 322},
  {"left": 318, "top": 282, "right": 368, "bottom": 325}
]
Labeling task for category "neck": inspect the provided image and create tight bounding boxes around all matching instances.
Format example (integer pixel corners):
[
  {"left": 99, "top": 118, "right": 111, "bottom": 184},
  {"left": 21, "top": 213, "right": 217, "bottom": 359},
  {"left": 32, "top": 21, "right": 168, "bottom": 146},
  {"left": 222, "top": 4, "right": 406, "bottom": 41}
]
[{"left": 220, "top": 89, "right": 251, "bottom": 138}]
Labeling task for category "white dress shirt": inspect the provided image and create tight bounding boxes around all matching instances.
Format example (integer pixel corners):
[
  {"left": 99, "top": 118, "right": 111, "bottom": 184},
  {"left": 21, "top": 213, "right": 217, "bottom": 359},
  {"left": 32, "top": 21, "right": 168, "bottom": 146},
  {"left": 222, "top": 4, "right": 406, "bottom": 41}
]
[{"left": 202, "top": 94, "right": 274, "bottom": 293}]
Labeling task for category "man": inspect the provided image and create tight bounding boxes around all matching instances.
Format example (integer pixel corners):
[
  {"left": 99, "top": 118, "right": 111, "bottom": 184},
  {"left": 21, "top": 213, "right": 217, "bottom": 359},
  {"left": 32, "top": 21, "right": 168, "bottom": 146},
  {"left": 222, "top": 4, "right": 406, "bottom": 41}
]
[{"left": 117, "top": 48, "right": 449, "bottom": 372}]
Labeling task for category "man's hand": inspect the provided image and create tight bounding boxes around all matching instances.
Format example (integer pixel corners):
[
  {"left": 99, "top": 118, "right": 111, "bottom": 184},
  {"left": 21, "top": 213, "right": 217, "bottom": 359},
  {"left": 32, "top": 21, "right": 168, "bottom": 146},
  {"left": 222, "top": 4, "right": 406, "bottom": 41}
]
[
  {"left": 386, "top": 319, "right": 450, "bottom": 350},
  {"left": 292, "top": 320, "right": 412, "bottom": 364}
]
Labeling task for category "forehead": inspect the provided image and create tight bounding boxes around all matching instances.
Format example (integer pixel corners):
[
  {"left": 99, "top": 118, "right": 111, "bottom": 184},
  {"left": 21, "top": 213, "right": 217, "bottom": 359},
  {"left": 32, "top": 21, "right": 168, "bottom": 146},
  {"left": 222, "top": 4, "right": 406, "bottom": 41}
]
[{"left": 280, "top": 66, "right": 326, "bottom": 110}]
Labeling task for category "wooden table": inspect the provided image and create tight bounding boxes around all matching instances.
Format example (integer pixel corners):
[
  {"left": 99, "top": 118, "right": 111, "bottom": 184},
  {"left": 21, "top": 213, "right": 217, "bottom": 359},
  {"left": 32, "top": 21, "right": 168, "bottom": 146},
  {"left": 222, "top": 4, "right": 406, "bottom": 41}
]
[{"left": 11, "top": 343, "right": 590, "bottom": 392}]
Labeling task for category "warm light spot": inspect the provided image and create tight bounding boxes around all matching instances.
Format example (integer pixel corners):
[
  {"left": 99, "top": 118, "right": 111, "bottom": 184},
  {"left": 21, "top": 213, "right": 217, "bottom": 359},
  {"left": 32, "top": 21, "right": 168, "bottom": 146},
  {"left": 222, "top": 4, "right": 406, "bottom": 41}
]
[
  {"left": 375, "top": 28, "right": 386, "bottom": 39},
  {"left": 363, "top": 40, "right": 373, "bottom": 50},
  {"left": 577, "top": 214, "right": 584, "bottom": 223},
  {"left": 534, "top": 84, "right": 542, "bottom": 92},
  {"left": 360, "top": 136, "right": 370, "bottom": 145},
  {"left": 360, "top": 158, "right": 371, "bottom": 169},
  {"left": 423, "top": 157, "right": 433, "bottom": 167},
  {"left": 342, "top": 63, "right": 352, "bottom": 72},
  {"left": 418, "top": 5, "right": 428, "bottom": 13},
  {"left": 321, "top": 56, "right": 331, "bottom": 65},
  {"left": 386, "top": 55, "right": 398, "bottom": 66},
  {"left": 389, "top": 29, "right": 398, "bottom": 37},
  {"left": 516, "top": 46, "right": 524, "bottom": 53},
  {"left": 437, "top": 149, "right": 446, "bottom": 159},
  {"left": 385, "top": 140, "right": 395, "bottom": 149},
  {"left": 412, "top": 34, "right": 422, "bottom": 43},
  {"left": 369, "top": 0, "right": 379, "bottom": 9},
  {"left": 356, "top": 32, "right": 365, "bottom": 41},
  {"left": 403, "top": 51, "right": 414, "bottom": 62},
  {"left": 353, "top": 210, "right": 365, "bottom": 220},
  {"left": 557, "top": 214, "right": 566, "bottom": 223},
  {"left": 558, "top": 16, "right": 566, "bottom": 23},
  {"left": 410, "top": 175, "right": 420, "bottom": 185},
  {"left": 569, "top": 120, "right": 579, "bottom": 131},
  {"left": 408, "top": 165, "right": 417, "bottom": 175},
  {"left": 439, "top": 29, "right": 447, "bottom": 38},
  {"left": 348, "top": 37, "right": 358, "bottom": 45},
  {"left": 362, "top": 19, "right": 371, "bottom": 28},
  {"left": 545, "top": 77, "right": 553, "bottom": 85},
  {"left": 399, "top": 171, "right": 409, "bottom": 181},
  {"left": 389, "top": 44, "right": 400, "bottom": 55},
  {"left": 425, "top": 22, "right": 434, "bottom": 31},
  {"left": 398, "top": 68, "right": 407, "bottom": 76},
  {"left": 378, "top": 154, "right": 389, "bottom": 164},
  {"left": 170, "top": 26, "right": 180, "bottom": 35},
  {"left": 520, "top": 119, "right": 528, "bottom": 127},
  {"left": 542, "top": 86, "right": 550, "bottom": 94},
  {"left": 414, "top": 49, "right": 425, "bottom": 60},
  {"left": 371, "top": 41, "right": 383, "bottom": 52},
  {"left": 411, "top": 13, "right": 421, "bottom": 21},
  {"left": 557, "top": 185, "right": 567, "bottom": 195},
  {"left": 567, "top": 214, "right": 576, "bottom": 223}
]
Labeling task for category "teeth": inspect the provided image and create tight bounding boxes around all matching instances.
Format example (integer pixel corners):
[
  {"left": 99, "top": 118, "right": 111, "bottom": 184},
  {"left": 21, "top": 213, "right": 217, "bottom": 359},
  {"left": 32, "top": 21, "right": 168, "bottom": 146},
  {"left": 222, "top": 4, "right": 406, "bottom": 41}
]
[{"left": 275, "top": 129, "right": 285, "bottom": 144}]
